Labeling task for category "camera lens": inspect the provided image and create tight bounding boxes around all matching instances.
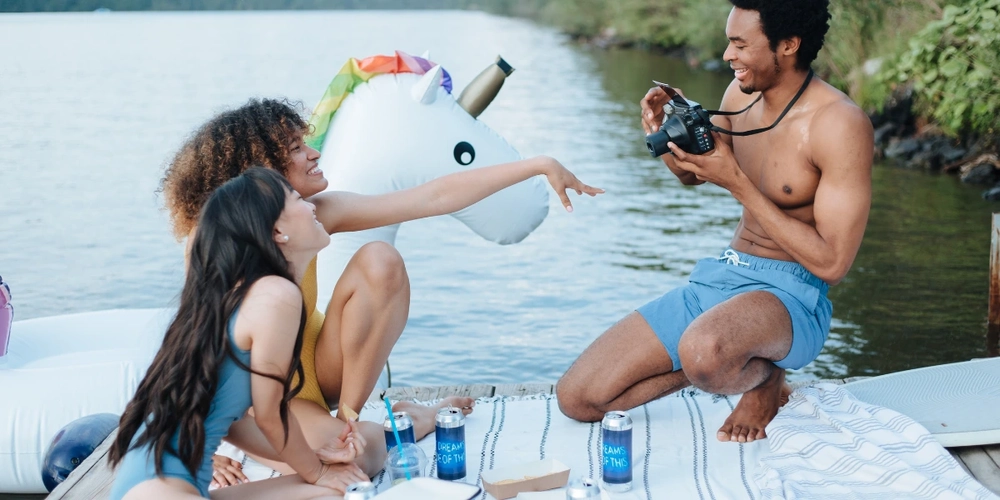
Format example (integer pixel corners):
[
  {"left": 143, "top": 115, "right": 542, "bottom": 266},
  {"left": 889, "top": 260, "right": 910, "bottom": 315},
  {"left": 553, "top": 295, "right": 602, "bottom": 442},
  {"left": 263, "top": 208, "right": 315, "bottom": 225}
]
[{"left": 645, "top": 129, "right": 670, "bottom": 158}]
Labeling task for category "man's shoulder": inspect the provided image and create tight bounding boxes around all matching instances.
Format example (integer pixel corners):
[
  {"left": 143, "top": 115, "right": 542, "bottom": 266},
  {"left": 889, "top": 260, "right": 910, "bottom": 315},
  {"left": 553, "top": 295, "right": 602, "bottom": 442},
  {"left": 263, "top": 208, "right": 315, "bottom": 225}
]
[
  {"left": 807, "top": 83, "right": 875, "bottom": 172},
  {"left": 809, "top": 82, "right": 872, "bottom": 136}
]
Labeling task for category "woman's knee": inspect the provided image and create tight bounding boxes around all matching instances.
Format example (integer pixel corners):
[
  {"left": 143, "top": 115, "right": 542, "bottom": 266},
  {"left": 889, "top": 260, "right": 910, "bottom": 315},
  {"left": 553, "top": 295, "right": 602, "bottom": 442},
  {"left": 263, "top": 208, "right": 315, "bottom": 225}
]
[{"left": 352, "top": 242, "right": 408, "bottom": 293}]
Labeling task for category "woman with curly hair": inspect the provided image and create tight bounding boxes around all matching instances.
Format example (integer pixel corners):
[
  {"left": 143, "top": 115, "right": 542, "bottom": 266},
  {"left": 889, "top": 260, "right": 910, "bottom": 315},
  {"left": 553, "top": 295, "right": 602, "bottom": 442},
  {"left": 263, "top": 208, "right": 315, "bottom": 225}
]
[
  {"left": 160, "top": 98, "right": 602, "bottom": 485},
  {"left": 110, "top": 168, "right": 368, "bottom": 499}
]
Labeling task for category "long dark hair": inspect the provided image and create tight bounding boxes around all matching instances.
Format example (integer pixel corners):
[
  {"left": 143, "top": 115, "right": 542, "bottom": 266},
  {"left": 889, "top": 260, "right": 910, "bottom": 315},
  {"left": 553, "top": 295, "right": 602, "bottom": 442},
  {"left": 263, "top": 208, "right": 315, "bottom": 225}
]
[{"left": 110, "top": 168, "right": 306, "bottom": 477}]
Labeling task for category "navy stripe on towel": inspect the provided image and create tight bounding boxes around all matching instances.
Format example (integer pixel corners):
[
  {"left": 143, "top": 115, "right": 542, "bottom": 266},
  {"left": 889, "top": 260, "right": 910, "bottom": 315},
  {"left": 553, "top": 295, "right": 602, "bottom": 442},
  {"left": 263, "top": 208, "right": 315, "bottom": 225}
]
[
  {"left": 724, "top": 395, "right": 757, "bottom": 500},
  {"left": 691, "top": 392, "right": 718, "bottom": 500},
  {"left": 681, "top": 391, "right": 706, "bottom": 500},
  {"left": 643, "top": 404, "right": 652, "bottom": 500},
  {"left": 540, "top": 397, "right": 552, "bottom": 460}
]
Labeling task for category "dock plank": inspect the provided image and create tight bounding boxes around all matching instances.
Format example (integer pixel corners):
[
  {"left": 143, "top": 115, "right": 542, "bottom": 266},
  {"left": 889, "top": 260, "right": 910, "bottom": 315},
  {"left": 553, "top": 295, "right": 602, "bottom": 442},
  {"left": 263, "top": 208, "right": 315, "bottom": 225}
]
[
  {"left": 955, "top": 446, "right": 1000, "bottom": 494},
  {"left": 367, "top": 384, "right": 496, "bottom": 405},
  {"left": 950, "top": 448, "right": 975, "bottom": 476},
  {"left": 984, "top": 444, "right": 1000, "bottom": 470},
  {"left": 494, "top": 383, "right": 553, "bottom": 397},
  {"left": 47, "top": 429, "right": 117, "bottom": 500}
]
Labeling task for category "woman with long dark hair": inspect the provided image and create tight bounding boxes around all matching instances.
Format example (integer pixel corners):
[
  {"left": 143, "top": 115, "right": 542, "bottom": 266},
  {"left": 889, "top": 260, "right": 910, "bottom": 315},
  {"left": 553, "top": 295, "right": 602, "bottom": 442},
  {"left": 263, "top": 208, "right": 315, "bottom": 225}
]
[{"left": 108, "top": 168, "right": 367, "bottom": 499}]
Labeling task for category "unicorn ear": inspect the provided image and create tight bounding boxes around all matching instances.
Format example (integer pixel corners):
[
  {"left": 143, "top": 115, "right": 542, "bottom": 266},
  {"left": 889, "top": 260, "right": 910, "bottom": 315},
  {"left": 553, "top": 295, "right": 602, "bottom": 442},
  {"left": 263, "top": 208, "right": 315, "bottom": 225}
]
[{"left": 411, "top": 65, "right": 442, "bottom": 105}]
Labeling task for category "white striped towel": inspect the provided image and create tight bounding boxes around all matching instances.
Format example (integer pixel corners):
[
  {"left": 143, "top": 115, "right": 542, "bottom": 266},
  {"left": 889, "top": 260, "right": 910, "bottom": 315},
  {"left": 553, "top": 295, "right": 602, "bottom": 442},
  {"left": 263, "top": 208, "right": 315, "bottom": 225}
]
[
  {"left": 756, "top": 383, "right": 997, "bottom": 500},
  {"left": 216, "top": 385, "right": 996, "bottom": 499},
  {"left": 218, "top": 390, "right": 769, "bottom": 499}
]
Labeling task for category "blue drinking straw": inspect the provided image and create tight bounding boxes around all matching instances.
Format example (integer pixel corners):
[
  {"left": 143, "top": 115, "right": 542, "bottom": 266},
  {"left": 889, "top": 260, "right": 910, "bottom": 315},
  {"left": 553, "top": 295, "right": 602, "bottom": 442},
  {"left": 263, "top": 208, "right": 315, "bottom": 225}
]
[{"left": 383, "top": 396, "right": 412, "bottom": 481}]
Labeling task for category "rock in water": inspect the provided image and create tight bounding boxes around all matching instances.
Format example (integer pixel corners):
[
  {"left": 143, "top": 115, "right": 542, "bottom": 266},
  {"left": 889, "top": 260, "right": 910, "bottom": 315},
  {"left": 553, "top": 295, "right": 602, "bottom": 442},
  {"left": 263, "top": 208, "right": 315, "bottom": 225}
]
[{"left": 41, "top": 413, "right": 119, "bottom": 491}]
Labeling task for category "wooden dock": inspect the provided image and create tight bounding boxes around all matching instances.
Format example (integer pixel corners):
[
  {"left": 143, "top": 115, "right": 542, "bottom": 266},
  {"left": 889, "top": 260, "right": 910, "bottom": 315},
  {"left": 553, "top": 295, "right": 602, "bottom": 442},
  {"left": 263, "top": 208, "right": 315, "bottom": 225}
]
[{"left": 6, "top": 383, "right": 998, "bottom": 499}]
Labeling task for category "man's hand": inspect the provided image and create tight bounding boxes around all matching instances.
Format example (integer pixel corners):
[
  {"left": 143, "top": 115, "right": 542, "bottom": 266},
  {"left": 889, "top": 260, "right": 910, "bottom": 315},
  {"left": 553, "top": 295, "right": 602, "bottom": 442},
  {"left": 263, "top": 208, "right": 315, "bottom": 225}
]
[
  {"left": 209, "top": 455, "right": 248, "bottom": 488},
  {"left": 640, "top": 85, "right": 686, "bottom": 135},
  {"left": 666, "top": 132, "right": 746, "bottom": 192},
  {"left": 316, "top": 420, "right": 367, "bottom": 465}
]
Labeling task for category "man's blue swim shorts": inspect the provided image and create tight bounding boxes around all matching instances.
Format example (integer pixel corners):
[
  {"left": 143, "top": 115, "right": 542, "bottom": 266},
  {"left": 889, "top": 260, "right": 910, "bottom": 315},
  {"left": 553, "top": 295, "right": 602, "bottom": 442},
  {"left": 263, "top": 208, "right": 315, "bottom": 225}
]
[{"left": 637, "top": 248, "right": 832, "bottom": 371}]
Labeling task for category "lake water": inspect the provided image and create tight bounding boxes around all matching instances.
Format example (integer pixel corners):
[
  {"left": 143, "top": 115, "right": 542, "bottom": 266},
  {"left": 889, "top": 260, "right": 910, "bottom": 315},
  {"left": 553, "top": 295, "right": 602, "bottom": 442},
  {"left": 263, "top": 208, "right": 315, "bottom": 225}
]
[{"left": 1, "top": 10, "right": 996, "bottom": 386}]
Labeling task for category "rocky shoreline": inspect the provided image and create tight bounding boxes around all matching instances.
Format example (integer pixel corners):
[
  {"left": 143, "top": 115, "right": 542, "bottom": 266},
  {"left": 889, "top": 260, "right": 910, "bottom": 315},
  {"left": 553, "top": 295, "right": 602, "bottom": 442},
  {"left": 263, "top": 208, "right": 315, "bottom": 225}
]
[{"left": 871, "top": 88, "right": 1000, "bottom": 200}]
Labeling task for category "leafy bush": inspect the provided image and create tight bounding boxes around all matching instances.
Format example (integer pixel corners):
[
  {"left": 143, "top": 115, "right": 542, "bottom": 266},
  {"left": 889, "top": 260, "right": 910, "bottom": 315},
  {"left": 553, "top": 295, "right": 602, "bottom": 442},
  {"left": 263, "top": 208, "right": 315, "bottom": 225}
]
[
  {"left": 883, "top": 0, "right": 1000, "bottom": 135},
  {"left": 539, "top": 0, "right": 608, "bottom": 37}
]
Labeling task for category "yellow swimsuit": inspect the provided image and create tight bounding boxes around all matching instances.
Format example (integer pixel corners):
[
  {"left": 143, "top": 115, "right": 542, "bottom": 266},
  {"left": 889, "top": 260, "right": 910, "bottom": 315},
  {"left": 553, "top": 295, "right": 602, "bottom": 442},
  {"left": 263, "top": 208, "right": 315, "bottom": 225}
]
[{"left": 294, "top": 257, "right": 330, "bottom": 411}]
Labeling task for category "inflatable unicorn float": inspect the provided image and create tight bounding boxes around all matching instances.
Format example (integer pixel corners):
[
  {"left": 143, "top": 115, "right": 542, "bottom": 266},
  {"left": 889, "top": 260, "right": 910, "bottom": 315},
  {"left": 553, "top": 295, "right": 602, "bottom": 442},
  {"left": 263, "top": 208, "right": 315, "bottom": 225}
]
[{"left": 0, "top": 51, "right": 548, "bottom": 494}]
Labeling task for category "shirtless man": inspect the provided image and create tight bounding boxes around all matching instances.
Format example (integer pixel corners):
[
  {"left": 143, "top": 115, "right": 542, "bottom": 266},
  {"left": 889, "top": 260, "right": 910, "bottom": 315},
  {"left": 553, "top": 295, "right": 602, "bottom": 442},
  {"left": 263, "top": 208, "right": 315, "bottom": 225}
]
[{"left": 556, "top": 0, "right": 873, "bottom": 443}]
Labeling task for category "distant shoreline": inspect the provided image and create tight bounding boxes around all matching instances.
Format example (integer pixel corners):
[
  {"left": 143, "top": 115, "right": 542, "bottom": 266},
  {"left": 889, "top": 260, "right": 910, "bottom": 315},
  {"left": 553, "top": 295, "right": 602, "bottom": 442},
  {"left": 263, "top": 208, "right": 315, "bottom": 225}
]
[{"left": 3, "top": 0, "right": 492, "bottom": 14}]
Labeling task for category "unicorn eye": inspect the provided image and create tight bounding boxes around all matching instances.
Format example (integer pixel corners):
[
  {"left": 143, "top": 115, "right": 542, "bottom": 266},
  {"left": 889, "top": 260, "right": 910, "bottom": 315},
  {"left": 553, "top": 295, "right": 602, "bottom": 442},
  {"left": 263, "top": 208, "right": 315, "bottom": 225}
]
[{"left": 453, "top": 141, "right": 475, "bottom": 166}]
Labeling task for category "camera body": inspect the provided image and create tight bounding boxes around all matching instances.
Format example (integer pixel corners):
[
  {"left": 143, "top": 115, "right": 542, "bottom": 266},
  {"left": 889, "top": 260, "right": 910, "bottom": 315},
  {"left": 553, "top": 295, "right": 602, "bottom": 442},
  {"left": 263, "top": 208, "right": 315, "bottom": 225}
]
[{"left": 645, "top": 96, "right": 715, "bottom": 157}]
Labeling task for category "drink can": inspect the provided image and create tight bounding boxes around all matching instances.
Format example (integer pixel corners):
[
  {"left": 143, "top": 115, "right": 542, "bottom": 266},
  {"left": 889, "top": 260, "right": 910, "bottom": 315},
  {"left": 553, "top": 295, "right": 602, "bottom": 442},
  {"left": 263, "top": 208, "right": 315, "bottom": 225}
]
[
  {"left": 383, "top": 411, "right": 416, "bottom": 452},
  {"left": 343, "top": 481, "right": 376, "bottom": 500},
  {"left": 566, "top": 476, "right": 602, "bottom": 499},
  {"left": 601, "top": 410, "right": 632, "bottom": 492},
  {"left": 434, "top": 406, "right": 466, "bottom": 480}
]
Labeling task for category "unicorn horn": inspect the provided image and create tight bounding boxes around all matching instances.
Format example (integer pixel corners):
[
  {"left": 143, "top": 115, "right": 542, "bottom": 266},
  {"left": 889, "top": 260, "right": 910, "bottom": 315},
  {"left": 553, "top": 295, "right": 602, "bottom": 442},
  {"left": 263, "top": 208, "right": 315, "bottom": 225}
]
[
  {"left": 411, "top": 65, "right": 443, "bottom": 104},
  {"left": 457, "top": 55, "right": 515, "bottom": 118}
]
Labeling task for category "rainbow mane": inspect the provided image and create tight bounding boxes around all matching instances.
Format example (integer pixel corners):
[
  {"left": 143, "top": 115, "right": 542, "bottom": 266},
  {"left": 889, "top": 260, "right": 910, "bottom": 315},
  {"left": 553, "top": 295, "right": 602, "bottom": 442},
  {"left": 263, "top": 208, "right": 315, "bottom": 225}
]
[{"left": 306, "top": 51, "right": 454, "bottom": 151}]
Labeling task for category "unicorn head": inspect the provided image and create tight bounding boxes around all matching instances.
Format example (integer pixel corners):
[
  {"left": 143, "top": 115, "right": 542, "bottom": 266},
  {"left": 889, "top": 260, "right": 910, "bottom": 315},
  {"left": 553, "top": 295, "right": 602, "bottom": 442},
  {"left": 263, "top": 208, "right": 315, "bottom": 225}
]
[{"left": 307, "top": 51, "right": 549, "bottom": 302}]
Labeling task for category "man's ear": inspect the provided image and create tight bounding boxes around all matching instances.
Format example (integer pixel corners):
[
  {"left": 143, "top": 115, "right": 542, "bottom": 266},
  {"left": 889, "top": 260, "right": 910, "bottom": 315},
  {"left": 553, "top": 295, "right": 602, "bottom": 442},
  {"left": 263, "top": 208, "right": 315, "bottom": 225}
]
[{"left": 781, "top": 36, "right": 802, "bottom": 58}]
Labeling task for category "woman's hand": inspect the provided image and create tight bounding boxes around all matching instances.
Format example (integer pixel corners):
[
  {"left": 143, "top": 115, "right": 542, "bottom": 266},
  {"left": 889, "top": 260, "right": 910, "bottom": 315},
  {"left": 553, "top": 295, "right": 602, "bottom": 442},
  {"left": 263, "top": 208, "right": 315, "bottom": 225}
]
[
  {"left": 313, "top": 462, "right": 370, "bottom": 494},
  {"left": 316, "top": 420, "right": 367, "bottom": 465},
  {"left": 538, "top": 156, "right": 605, "bottom": 212},
  {"left": 209, "top": 455, "right": 247, "bottom": 488}
]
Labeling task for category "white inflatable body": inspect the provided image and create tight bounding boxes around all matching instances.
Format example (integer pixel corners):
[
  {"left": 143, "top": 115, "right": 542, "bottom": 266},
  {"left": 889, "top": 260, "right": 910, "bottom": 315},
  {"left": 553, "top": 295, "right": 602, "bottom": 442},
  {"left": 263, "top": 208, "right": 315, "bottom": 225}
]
[
  {"left": 0, "top": 309, "right": 172, "bottom": 493},
  {"left": 314, "top": 60, "right": 549, "bottom": 305},
  {"left": 0, "top": 53, "right": 549, "bottom": 493}
]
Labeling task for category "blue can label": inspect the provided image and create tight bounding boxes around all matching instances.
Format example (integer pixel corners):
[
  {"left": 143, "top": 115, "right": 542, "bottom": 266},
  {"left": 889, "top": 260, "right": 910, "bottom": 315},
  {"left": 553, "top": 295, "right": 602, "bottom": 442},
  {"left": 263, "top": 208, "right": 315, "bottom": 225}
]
[
  {"left": 602, "top": 427, "right": 632, "bottom": 484},
  {"left": 384, "top": 425, "right": 416, "bottom": 452},
  {"left": 435, "top": 425, "right": 466, "bottom": 480}
]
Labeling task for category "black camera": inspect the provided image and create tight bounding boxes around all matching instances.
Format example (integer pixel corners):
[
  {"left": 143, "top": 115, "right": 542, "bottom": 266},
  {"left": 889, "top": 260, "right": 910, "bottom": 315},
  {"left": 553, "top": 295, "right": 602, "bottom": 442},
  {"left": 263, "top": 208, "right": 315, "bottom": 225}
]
[{"left": 645, "top": 93, "right": 715, "bottom": 157}]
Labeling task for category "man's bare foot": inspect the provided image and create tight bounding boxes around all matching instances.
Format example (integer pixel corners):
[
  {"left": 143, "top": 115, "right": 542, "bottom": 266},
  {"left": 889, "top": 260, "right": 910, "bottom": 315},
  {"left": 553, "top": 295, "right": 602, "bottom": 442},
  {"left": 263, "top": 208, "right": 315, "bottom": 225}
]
[
  {"left": 393, "top": 396, "right": 475, "bottom": 440},
  {"left": 717, "top": 369, "right": 791, "bottom": 443}
]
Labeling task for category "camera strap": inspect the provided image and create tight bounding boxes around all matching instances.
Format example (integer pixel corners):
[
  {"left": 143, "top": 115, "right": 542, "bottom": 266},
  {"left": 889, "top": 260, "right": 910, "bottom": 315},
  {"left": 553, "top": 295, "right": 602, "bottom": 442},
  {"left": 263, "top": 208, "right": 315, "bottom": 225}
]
[{"left": 706, "top": 69, "right": 814, "bottom": 137}]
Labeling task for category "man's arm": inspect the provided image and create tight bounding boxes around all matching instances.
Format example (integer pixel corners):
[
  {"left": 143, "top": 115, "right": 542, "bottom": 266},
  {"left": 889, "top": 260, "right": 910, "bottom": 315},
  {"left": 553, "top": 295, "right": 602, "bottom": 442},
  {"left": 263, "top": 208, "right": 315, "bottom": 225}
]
[
  {"left": 669, "top": 100, "right": 873, "bottom": 284},
  {"left": 640, "top": 80, "right": 744, "bottom": 186}
]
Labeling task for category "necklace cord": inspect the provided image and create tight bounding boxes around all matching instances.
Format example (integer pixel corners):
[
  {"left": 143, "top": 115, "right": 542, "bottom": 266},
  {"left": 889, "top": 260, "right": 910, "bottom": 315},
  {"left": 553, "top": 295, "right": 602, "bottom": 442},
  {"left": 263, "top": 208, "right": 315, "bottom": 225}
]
[{"left": 704, "top": 69, "right": 814, "bottom": 137}]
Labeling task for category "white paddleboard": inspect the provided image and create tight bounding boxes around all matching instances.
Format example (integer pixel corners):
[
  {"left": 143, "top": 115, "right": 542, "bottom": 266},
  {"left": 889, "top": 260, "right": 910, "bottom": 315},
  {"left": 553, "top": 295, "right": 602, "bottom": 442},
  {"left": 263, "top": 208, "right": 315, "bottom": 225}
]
[{"left": 843, "top": 357, "right": 1000, "bottom": 447}]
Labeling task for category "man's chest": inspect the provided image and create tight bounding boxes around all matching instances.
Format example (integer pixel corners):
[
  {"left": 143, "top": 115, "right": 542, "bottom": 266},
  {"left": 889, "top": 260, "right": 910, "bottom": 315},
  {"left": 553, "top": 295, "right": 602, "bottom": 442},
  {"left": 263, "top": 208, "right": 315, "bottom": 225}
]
[{"left": 731, "top": 116, "right": 820, "bottom": 210}]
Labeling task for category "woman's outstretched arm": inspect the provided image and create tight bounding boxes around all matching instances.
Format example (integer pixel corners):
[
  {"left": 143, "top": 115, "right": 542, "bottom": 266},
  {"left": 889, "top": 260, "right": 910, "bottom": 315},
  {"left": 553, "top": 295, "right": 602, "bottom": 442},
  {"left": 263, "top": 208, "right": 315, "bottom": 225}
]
[{"left": 310, "top": 156, "right": 603, "bottom": 234}]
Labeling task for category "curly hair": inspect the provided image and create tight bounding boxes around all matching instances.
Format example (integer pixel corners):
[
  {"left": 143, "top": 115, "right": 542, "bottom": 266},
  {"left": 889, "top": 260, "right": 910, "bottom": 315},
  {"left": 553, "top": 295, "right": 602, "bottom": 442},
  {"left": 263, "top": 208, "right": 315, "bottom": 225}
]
[
  {"left": 728, "top": 0, "right": 831, "bottom": 71},
  {"left": 161, "top": 98, "right": 309, "bottom": 239}
]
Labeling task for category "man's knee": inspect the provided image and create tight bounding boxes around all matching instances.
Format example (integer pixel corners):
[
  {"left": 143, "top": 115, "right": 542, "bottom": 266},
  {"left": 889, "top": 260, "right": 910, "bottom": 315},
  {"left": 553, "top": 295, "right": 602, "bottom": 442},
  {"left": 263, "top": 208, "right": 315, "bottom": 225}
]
[
  {"left": 555, "top": 375, "right": 604, "bottom": 422},
  {"left": 677, "top": 333, "right": 732, "bottom": 394},
  {"left": 353, "top": 242, "right": 408, "bottom": 292}
]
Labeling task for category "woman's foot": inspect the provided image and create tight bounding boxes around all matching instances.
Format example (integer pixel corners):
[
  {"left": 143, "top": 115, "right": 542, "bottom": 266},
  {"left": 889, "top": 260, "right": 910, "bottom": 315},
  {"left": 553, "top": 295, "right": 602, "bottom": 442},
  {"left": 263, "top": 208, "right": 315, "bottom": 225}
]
[{"left": 393, "top": 396, "right": 475, "bottom": 440}]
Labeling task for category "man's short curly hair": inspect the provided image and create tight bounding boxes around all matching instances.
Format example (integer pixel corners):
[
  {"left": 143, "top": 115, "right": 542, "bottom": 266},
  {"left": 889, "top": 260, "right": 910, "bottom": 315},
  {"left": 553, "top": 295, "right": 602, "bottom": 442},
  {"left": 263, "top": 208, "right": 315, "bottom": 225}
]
[
  {"left": 161, "top": 98, "right": 309, "bottom": 239},
  {"left": 728, "top": 0, "right": 831, "bottom": 71}
]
